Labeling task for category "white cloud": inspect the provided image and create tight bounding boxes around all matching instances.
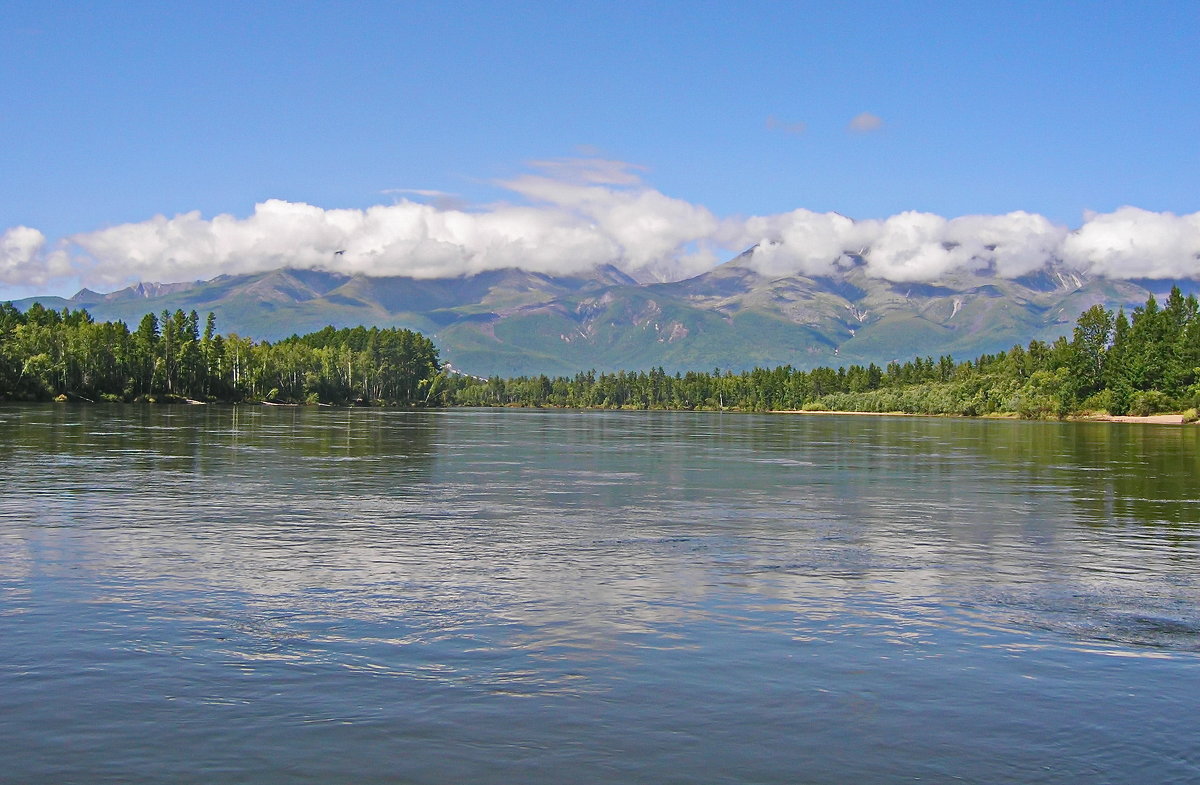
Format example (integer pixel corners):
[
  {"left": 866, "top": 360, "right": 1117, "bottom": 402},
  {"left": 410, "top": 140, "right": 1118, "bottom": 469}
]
[
  {"left": 381, "top": 188, "right": 457, "bottom": 198},
  {"left": 726, "top": 209, "right": 1070, "bottom": 282},
  {"left": 60, "top": 157, "right": 721, "bottom": 287},
  {"left": 4, "top": 159, "right": 1200, "bottom": 292},
  {"left": 499, "top": 163, "right": 719, "bottom": 279},
  {"left": 942, "top": 212, "right": 1069, "bottom": 278},
  {"left": 1061, "top": 206, "right": 1200, "bottom": 279},
  {"left": 766, "top": 115, "right": 807, "bottom": 135},
  {"left": 523, "top": 157, "right": 647, "bottom": 186},
  {"left": 849, "top": 112, "right": 884, "bottom": 132},
  {"left": 71, "top": 199, "right": 624, "bottom": 286},
  {"left": 0, "top": 226, "right": 72, "bottom": 286},
  {"left": 861, "top": 212, "right": 960, "bottom": 281},
  {"left": 724, "top": 209, "right": 865, "bottom": 277},
  {"left": 1, "top": 227, "right": 46, "bottom": 284}
]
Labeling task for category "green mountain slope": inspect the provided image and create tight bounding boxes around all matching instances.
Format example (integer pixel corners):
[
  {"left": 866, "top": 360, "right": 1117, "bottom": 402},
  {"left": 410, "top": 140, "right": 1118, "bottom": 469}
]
[{"left": 7, "top": 260, "right": 1188, "bottom": 376}]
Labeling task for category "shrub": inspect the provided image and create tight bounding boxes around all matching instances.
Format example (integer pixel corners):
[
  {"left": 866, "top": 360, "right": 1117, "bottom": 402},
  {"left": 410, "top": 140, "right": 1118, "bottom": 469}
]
[
  {"left": 1078, "top": 390, "right": 1114, "bottom": 415},
  {"left": 1184, "top": 383, "right": 1200, "bottom": 410},
  {"left": 1127, "top": 389, "right": 1174, "bottom": 417}
]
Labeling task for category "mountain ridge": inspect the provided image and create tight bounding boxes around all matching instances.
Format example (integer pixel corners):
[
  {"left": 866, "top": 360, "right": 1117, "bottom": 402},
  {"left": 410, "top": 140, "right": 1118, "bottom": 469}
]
[{"left": 7, "top": 258, "right": 1189, "bottom": 377}]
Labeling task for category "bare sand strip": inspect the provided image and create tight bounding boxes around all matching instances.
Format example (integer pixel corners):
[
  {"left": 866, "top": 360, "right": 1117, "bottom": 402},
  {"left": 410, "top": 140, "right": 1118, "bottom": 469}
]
[
  {"left": 771, "top": 410, "right": 1192, "bottom": 424},
  {"left": 1079, "top": 413, "right": 1187, "bottom": 424}
]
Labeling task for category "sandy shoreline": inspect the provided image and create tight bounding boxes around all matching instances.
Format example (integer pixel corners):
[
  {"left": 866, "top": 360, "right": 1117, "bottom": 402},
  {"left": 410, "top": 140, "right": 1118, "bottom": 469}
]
[
  {"left": 770, "top": 409, "right": 1193, "bottom": 424},
  {"left": 1075, "top": 413, "right": 1188, "bottom": 424}
]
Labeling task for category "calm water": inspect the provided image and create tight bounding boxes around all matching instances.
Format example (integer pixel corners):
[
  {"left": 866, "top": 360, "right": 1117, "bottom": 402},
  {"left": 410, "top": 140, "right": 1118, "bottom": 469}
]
[{"left": 1, "top": 405, "right": 1199, "bottom": 784}]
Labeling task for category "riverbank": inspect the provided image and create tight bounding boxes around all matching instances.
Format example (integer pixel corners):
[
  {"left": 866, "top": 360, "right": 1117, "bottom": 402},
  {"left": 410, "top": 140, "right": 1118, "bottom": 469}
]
[
  {"left": 14, "top": 399, "right": 1197, "bottom": 424},
  {"left": 1075, "top": 413, "right": 1189, "bottom": 424},
  {"left": 771, "top": 409, "right": 1197, "bottom": 424}
]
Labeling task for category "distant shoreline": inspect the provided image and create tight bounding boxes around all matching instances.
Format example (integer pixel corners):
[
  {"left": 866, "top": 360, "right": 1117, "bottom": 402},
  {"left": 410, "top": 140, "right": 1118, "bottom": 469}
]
[{"left": 5, "top": 399, "right": 1196, "bottom": 424}]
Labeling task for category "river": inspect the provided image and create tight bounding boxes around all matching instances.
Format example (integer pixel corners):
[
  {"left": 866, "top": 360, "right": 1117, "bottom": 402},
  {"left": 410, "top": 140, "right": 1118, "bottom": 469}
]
[{"left": 1, "top": 405, "right": 1198, "bottom": 783}]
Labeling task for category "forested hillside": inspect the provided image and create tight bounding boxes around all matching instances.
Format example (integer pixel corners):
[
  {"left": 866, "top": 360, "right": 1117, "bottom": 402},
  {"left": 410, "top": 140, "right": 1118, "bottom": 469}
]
[{"left": 0, "top": 303, "right": 440, "bottom": 405}]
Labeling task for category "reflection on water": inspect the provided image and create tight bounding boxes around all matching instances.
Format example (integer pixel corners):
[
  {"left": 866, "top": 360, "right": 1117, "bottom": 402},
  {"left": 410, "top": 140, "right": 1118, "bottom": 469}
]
[{"left": 1, "top": 405, "right": 1198, "bottom": 784}]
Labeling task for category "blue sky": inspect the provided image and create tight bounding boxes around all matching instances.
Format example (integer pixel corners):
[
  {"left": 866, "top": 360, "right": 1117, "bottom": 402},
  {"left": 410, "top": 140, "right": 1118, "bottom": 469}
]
[{"left": 2, "top": 1, "right": 1198, "bottom": 298}]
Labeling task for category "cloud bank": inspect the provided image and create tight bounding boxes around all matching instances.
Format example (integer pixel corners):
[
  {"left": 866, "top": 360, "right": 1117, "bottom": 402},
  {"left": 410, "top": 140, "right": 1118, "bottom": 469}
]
[{"left": 4, "top": 158, "right": 1199, "bottom": 292}]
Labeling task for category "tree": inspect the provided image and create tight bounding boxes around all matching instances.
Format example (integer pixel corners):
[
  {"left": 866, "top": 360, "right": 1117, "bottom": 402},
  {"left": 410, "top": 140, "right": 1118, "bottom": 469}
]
[
  {"left": 1067, "top": 304, "right": 1113, "bottom": 404},
  {"left": 1106, "top": 309, "right": 1133, "bottom": 415},
  {"left": 131, "top": 312, "right": 159, "bottom": 396}
]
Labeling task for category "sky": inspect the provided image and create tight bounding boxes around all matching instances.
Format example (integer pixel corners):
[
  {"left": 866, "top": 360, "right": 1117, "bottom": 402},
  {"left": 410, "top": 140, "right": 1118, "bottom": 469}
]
[{"left": 2, "top": 1, "right": 1198, "bottom": 299}]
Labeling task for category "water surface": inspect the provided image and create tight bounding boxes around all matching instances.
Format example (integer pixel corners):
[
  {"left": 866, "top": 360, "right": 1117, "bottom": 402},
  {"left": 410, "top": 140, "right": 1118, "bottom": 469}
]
[{"left": 1, "top": 405, "right": 1198, "bottom": 783}]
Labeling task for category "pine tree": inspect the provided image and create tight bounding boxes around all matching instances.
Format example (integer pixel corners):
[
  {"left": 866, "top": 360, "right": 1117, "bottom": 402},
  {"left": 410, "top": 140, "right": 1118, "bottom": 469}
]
[{"left": 1106, "top": 309, "right": 1133, "bottom": 415}]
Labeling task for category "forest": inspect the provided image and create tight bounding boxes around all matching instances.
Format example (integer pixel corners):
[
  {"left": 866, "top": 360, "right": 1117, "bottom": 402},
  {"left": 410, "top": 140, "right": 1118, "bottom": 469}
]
[
  {"left": 441, "top": 287, "right": 1200, "bottom": 419},
  {"left": 0, "top": 303, "right": 441, "bottom": 405},
  {"left": 2, "top": 287, "right": 1199, "bottom": 418}
]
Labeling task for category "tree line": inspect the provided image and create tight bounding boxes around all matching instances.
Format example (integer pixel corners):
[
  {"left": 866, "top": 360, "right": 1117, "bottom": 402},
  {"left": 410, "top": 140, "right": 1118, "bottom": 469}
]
[
  {"left": 441, "top": 287, "right": 1200, "bottom": 418},
  {"left": 3, "top": 287, "right": 1198, "bottom": 418},
  {"left": 0, "top": 303, "right": 440, "bottom": 405}
]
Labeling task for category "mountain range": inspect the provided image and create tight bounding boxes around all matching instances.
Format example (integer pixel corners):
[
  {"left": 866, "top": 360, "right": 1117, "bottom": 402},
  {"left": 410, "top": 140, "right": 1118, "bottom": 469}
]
[{"left": 10, "top": 255, "right": 1191, "bottom": 377}]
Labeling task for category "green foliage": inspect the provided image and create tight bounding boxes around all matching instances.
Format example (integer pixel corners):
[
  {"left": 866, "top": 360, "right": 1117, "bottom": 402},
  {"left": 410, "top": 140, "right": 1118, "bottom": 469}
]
[
  {"left": 1127, "top": 390, "right": 1175, "bottom": 417},
  {"left": 1078, "top": 389, "right": 1115, "bottom": 415},
  {"left": 441, "top": 289, "right": 1199, "bottom": 419},
  {"left": 5, "top": 288, "right": 1197, "bottom": 419},
  {"left": 1011, "top": 368, "right": 1070, "bottom": 419},
  {"left": 0, "top": 305, "right": 441, "bottom": 406},
  {"left": 1067, "top": 304, "right": 1113, "bottom": 403}
]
